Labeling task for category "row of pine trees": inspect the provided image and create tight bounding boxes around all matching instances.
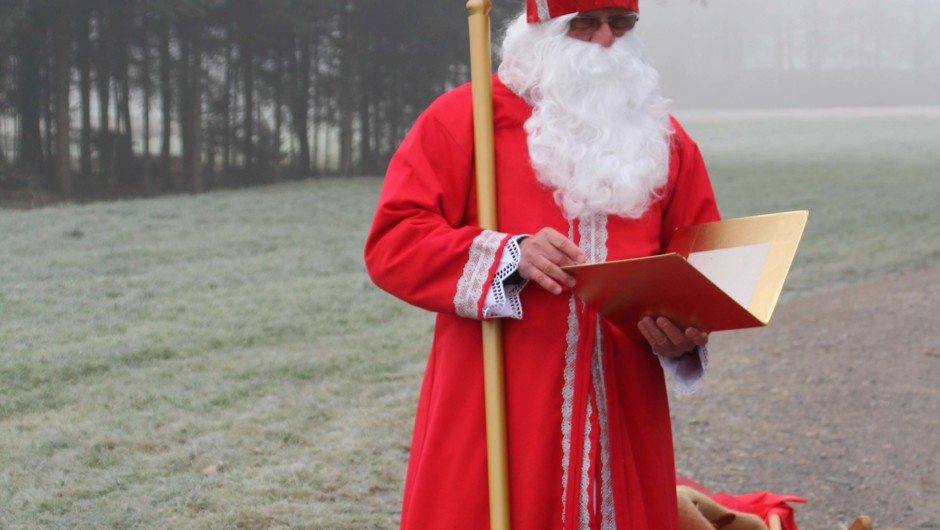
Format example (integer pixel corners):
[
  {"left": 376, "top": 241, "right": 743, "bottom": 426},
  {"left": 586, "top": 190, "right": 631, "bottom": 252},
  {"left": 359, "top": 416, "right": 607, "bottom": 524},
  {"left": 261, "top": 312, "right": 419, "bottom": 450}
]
[{"left": 0, "top": 0, "right": 517, "bottom": 198}]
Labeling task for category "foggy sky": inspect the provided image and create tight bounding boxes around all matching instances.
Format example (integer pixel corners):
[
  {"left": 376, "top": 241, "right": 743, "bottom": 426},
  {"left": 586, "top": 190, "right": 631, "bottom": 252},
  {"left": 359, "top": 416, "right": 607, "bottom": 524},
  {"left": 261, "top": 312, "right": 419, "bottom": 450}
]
[{"left": 635, "top": 0, "right": 940, "bottom": 109}]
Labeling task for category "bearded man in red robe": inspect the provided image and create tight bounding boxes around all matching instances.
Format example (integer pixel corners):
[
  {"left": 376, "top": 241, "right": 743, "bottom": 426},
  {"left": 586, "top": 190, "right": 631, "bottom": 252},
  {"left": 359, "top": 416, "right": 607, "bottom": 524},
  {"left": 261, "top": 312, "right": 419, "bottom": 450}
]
[{"left": 365, "top": 1, "right": 720, "bottom": 528}]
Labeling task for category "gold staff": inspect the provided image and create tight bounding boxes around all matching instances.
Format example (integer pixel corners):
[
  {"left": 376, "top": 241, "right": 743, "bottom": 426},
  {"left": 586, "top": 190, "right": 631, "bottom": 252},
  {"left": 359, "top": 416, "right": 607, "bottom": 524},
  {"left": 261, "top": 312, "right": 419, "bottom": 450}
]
[{"left": 466, "top": 1, "right": 511, "bottom": 528}]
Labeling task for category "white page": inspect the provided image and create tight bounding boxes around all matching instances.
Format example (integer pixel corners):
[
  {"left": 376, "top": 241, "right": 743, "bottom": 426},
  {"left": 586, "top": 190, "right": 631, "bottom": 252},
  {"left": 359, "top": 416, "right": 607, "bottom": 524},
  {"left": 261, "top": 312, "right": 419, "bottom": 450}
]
[{"left": 686, "top": 243, "right": 772, "bottom": 308}]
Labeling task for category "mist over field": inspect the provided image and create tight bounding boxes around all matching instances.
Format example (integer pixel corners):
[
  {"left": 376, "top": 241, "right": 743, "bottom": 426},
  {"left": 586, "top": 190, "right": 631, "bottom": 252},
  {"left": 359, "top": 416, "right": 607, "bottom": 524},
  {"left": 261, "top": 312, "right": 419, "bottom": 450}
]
[
  {"left": 483, "top": 0, "right": 940, "bottom": 109},
  {"left": 638, "top": 0, "right": 940, "bottom": 109}
]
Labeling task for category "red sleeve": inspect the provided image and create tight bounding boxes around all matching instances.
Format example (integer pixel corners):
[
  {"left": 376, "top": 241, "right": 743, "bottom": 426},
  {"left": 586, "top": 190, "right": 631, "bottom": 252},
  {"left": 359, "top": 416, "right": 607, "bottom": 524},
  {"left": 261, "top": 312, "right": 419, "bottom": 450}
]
[
  {"left": 364, "top": 90, "right": 511, "bottom": 319},
  {"left": 659, "top": 116, "right": 721, "bottom": 250}
]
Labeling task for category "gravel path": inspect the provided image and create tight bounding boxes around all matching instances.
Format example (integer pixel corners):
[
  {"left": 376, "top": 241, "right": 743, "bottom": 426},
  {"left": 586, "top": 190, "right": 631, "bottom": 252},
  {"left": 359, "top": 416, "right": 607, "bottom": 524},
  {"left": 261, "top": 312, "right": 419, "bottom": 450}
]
[{"left": 670, "top": 266, "right": 940, "bottom": 530}]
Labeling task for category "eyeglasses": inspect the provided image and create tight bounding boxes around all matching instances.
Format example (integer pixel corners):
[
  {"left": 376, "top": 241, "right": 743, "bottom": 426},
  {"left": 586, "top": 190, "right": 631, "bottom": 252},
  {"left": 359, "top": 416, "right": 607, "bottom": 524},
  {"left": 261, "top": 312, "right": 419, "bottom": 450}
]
[{"left": 568, "top": 13, "right": 639, "bottom": 34}]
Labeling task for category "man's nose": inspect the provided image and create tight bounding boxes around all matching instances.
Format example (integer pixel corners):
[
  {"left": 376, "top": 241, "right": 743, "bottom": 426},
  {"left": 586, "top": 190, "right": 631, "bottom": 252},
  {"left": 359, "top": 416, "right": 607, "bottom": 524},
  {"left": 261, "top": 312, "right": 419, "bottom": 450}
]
[{"left": 591, "top": 21, "right": 615, "bottom": 48}]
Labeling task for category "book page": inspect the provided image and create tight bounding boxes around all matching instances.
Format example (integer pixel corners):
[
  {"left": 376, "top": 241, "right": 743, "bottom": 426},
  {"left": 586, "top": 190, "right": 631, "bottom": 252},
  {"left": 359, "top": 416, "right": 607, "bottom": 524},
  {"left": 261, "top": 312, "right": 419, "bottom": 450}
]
[{"left": 687, "top": 243, "right": 772, "bottom": 309}]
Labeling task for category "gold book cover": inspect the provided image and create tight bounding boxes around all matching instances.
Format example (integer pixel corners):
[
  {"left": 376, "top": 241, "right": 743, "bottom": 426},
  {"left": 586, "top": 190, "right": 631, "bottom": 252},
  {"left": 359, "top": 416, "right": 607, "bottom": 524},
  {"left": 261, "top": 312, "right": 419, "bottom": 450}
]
[{"left": 563, "top": 211, "right": 809, "bottom": 337}]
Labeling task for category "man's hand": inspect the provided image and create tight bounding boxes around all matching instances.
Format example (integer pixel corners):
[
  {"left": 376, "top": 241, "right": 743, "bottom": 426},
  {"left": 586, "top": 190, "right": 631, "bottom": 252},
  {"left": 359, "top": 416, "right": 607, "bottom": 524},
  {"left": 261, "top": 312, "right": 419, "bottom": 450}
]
[
  {"left": 637, "top": 316, "right": 708, "bottom": 358},
  {"left": 518, "top": 228, "right": 587, "bottom": 295}
]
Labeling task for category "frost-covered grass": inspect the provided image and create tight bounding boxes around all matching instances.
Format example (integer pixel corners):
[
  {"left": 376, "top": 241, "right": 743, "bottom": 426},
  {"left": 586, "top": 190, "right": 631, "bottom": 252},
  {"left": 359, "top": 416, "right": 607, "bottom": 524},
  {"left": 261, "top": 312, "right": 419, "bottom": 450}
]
[
  {"left": 1, "top": 179, "right": 430, "bottom": 528},
  {"left": 1, "top": 109, "right": 938, "bottom": 528}
]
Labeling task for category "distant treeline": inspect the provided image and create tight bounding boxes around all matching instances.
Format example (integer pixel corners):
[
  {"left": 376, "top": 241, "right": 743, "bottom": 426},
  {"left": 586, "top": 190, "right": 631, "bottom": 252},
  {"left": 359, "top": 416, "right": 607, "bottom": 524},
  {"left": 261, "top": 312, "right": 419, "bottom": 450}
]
[
  {"left": 3, "top": 0, "right": 937, "bottom": 200},
  {"left": 0, "top": 0, "right": 517, "bottom": 199}
]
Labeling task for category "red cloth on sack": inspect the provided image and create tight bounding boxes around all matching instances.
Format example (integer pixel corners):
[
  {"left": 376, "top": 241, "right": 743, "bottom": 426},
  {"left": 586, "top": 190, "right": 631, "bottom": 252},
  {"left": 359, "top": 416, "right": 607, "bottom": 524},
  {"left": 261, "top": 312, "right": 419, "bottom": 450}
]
[{"left": 676, "top": 475, "right": 807, "bottom": 530}]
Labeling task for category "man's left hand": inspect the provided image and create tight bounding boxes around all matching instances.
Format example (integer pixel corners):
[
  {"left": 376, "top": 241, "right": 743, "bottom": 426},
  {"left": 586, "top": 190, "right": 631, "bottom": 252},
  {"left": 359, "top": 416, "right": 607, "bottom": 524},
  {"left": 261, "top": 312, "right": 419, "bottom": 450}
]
[{"left": 637, "top": 316, "right": 708, "bottom": 359}]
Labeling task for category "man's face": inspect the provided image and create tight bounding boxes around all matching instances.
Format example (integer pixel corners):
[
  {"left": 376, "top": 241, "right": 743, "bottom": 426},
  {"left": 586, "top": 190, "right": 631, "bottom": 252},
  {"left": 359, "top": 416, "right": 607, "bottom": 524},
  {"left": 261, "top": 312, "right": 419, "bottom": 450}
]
[{"left": 565, "top": 8, "right": 639, "bottom": 48}]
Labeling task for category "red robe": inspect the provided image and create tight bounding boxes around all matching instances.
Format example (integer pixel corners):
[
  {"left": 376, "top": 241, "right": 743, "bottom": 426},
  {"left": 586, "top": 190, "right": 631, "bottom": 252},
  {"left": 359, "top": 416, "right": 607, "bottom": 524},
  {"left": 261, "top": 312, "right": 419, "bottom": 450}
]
[{"left": 365, "top": 76, "right": 719, "bottom": 530}]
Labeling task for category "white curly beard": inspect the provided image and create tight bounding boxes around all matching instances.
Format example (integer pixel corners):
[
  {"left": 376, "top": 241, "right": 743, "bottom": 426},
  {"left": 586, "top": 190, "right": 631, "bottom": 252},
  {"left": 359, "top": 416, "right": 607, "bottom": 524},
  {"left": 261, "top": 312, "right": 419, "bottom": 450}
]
[{"left": 497, "top": 13, "right": 673, "bottom": 220}]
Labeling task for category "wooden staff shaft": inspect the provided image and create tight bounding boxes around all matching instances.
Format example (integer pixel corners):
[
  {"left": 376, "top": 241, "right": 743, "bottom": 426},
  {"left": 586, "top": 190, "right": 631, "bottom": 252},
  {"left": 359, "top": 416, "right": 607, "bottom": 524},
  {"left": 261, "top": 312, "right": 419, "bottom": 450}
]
[{"left": 466, "top": 1, "right": 511, "bottom": 529}]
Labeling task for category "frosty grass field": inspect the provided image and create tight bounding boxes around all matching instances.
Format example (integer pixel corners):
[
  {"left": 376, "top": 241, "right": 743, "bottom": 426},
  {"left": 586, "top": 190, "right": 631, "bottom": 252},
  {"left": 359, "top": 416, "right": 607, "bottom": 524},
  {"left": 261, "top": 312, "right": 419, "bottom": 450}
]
[{"left": 2, "top": 108, "right": 939, "bottom": 528}]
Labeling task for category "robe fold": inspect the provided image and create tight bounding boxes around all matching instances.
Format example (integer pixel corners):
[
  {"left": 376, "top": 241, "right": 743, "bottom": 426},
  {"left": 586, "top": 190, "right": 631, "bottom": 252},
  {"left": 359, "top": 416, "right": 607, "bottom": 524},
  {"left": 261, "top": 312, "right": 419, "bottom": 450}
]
[{"left": 365, "top": 75, "right": 719, "bottom": 530}]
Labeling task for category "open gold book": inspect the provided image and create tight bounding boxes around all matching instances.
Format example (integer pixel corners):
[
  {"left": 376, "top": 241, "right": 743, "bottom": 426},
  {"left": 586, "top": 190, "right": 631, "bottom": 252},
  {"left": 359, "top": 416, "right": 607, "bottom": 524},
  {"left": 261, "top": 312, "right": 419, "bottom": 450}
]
[{"left": 563, "top": 211, "right": 808, "bottom": 336}]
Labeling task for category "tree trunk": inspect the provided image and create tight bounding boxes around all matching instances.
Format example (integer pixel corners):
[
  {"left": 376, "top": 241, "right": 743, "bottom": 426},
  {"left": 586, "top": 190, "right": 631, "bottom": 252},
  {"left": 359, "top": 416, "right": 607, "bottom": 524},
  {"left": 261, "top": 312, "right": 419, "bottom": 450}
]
[
  {"left": 241, "top": 27, "right": 255, "bottom": 172},
  {"left": 357, "top": 50, "right": 373, "bottom": 175},
  {"left": 159, "top": 15, "right": 173, "bottom": 188},
  {"left": 223, "top": 30, "right": 234, "bottom": 174},
  {"left": 41, "top": 51, "right": 53, "bottom": 186},
  {"left": 78, "top": 2, "right": 93, "bottom": 186},
  {"left": 178, "top": 20, "right": 203, "bottom": 193},
  {"left": 390, "top": 62, "right": 401, "bottom": 160},
  {"left": 338, "top": 8, "right": 354, "bottom": 177},
  {"left": 289, "top": 33, "right": 311, "bottom": 177},
  {"left": 354, "top": 10, "right": 374, "bottom": 175},
  {"left": 54, "top": 16, "right": 72, "bottom": 196},
  {"left": 190, "top": 30, "right": 203, "bottom": 193},
  {"left": 140, "top": 2, "right": 152, "bottom": 192},
  {"left": 111, "top": 2, "right": 134, "bottom": 182},
  {"left": 95, "top": 4, "right": 113, "bottom": 187},
  {"left": 16, "top": 26, "right": 44, "bottom": 173},
  {"left": 178, "top": 23, "right": 190, "bottom": 186},
  {"left": 273, "top": 45, "right": 284, "bottom": 183},
  {"left": 310, "top": 35, "right": 320, "bottom": 175},
  {"left": 43, "top": 49, "right": 55, "bottom": 179}
]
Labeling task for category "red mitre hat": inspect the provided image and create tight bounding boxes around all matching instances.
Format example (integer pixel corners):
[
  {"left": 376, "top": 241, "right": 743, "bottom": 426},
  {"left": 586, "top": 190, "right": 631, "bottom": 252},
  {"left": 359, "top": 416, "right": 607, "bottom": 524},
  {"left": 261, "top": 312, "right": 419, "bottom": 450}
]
[{"left": 527, "top": 0, "right": 639, "bottom": 22}]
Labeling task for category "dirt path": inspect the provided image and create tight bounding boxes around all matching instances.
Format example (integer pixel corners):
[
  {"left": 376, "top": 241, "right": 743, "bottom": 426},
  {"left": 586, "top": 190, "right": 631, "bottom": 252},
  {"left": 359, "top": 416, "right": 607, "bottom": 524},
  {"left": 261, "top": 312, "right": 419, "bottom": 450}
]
[{"left": 669, "top": 266, "right": 940, "bottom": 530}]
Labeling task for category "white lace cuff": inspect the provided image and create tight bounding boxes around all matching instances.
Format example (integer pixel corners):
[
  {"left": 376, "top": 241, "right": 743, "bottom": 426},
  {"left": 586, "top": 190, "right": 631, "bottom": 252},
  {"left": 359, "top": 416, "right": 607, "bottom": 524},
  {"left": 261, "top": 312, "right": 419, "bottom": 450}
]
[
  {"left": 658, "top": 345, "right": 709, "bottom": 396},
  {"left": 482, "top": 235, "right": 528, "bottom": 319}
]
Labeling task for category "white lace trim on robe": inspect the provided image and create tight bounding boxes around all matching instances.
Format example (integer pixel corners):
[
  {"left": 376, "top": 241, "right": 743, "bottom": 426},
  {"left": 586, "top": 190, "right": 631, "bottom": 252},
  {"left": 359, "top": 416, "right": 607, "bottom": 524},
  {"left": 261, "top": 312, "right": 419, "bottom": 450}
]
[
  {"left": 593, "top": 321, "right": 616, "bottom": 530},
  {"left": 561, "top": 214, "right": 617, "bottom": 529},
  {"left": 579, "top": 214, "right": 613, "bottom": 529},
  {"left": 482, "top": 235, "right": 527, "bottom": 319},
  {"left": 455, "top": 230, "right": 506, "bottom": 319},
  {"left": 561, "top": 291, "right": 579, "bottom": 524}
]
